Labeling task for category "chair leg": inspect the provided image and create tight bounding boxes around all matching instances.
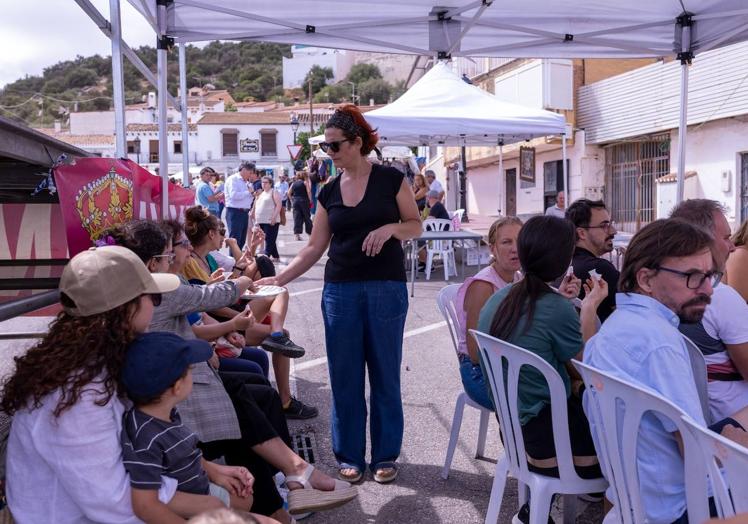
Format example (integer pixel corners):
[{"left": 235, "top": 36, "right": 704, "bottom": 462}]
[
  {"left": 562, "top": 494, "right": 577, "bottom": 524},
  {"left": 485, "top": 456, "right": 508, "bottom": 524},
  {"left": 518, "top": 481, "right": 528, "bottom": 507},
  {"left": 441, "top": 393, "right": 467, "bottom": 479},
  {"left": 425, "top": 251, "right": 433, "bottom": 281},
  {"left": 475, "top": 408, "right": 489, "bottom": 459},
  {"left": 528, "top": 485, "right": 554, "bottom": 524},
  {"left": 443, "top": 250, "right": 450, "bottom": 281}
]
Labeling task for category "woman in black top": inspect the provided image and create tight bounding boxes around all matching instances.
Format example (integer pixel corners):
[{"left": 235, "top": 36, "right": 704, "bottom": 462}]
[
  {"left": 258, "top": 105, "right": 422, "bottom": 484},
  {"left": 289, "top": 171, "right": 313, "bottom": 241}
]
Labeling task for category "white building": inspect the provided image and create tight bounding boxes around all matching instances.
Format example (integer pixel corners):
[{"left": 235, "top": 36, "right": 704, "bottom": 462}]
[
  {"left": 282, "top": 46, "right": 354, "bottom": 89},
  {"left": 195, "top": 112, "right": 297, "bottom": 177},
  {"left": 124, "top": 123, "right": 198, "bottom": 174}
]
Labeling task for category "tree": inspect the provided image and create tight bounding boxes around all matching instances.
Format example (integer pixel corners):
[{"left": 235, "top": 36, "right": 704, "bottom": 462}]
[
  {"left": 313, "top": 83, "right": 349, "bottom": 104},
  {"left": 303, "top": 66, "right": 333, "bottom": 96},
  {"left": 345, "top": 63, "right": 382, "bottom": 85},
  {"left": 357, "top": 78, "right": 391, "bottom": 105},
  {"left": 296, "top": 125, "right": 326, "bottom": 164}
]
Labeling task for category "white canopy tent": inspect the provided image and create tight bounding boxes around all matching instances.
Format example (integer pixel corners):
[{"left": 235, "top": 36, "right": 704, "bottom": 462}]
[
  {"left": 365, "top": 61, "right": 567, "bottom": 216},
  {"left": 78, "top": 0, "right": 748, "bottom": 214}
]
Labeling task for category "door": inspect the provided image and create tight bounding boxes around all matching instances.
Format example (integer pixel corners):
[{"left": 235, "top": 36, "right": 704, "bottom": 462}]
[
  {"left": 741, "top": 153, "right": 748, "bottom": 223},
  {"left": 505, "top": 168, "right": 517, "bottom": 217},
  {"left": 149, "top": 140, "right": 159, "bottom": 163}
]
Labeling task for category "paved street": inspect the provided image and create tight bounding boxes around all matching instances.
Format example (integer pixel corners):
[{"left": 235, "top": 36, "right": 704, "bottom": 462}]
[{"left": 0, "top": 222, "right": 604, "bottom": 524}]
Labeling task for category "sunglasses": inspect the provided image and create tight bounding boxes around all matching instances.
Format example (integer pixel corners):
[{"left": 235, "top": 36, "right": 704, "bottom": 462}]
[
  {"left": 319, "top": 139, "right": 352, "bottom": 153},
  {"left": 174, "top": 239, "right": 192, "bottom": 249},
  {"left": 218, "top": 228, "right": 226, "bottom": 236},
  {"left": 152, "top": 252, "right": 176, "bottom": 264},
  {"left": 148, "top": 293, "right": 162, "bottom": 307}
]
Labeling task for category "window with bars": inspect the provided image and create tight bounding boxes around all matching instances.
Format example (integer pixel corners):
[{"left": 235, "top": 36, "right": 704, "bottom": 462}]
[
  {"left": 222, "top": 132, "right": 238, "bottom": 157},
  {"left": 173, "top": 141, "right": 182, "bottom": 154},
  {"left": 260, "top": 130, "right": 277, "bottom": 157},
  {"left": 604, "top": 136, "right": 669, "bottom": 233}
]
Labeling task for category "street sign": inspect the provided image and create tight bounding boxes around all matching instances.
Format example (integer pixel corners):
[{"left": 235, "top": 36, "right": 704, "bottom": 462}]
[{"left": 287, "top": 144, "right": 303, "bottom": 161}]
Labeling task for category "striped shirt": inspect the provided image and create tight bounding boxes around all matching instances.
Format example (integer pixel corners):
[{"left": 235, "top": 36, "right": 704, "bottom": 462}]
[{"left": 121, "top": 408, "right": 209, "bottom": 494}]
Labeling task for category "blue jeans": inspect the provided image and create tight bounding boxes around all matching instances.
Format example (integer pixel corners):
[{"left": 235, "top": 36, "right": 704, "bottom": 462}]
[
  {"left": 219, "top": 347, "right": 269, "bottom": 377},
  {"left": 225, "top": 207, "right": 249, "bottom": 249},
  {"left": 459, "top": 356, "right": 494, "bottom": 410},
  {"left": 322, "top": 280, "right": 408, "bottom": 472}
]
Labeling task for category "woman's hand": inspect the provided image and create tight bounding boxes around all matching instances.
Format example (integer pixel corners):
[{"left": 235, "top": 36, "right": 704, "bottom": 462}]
[
  {"left": 208, "top": 350, "right": 220, "bottom": 370},
  {"left": 206, "top": 464, "right": 254, "bottom": 498},
  {"left": 558, "top": 272, "right": 582, "bottom": 299},
  {"left": 362, "top": 224, "right": 394, "bottom": 257},
  {"left": 230, "top": 308, "right": 255, "bottom": 333},
  {"left": 248, "top": 228, "right": 265, "bottom": 253},
  {"left": 207, "top": 268, "right": 225, "bottom": 284},
  {"left": 581, "top": 277, "right": 608, "bottom": 309},
  {"left": 225, "top": 237, "right": 238, "bottom": 250}
]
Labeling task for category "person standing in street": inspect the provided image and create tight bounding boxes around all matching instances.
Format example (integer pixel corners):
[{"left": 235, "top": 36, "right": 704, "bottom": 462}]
[
  {"left": 195, "top": 167, "right": 223, "bottom": 217},
  {"left": 544, "top": 191, "right": 566, "bottom": 218},
  {"left": 253, "top": 176, "right": 283, "bottom": 262},
  {"left": 289, "top": 171, "right": 313, "bottom": 241},
  {"left": 224, "top": 162, "right": 259, "bottom": 249},
  {"left": 257, "top": 105, "right": 422, "bottom": 485}
]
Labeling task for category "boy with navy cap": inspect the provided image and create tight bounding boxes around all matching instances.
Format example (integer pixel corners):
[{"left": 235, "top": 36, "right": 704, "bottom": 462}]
[{"left": 120, "top": 332, "right": 255, "bottom": 522}]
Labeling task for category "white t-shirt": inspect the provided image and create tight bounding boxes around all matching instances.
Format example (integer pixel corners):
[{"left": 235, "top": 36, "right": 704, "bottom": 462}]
[
  {"left": 689, "top": 284, "right": 748, "bottom": 420},
  {"left": 429, "top": 179, "right": 444, "bottom": 194},
  {"left": 7, "top": 382, "right": 176, "bottom": 523}
]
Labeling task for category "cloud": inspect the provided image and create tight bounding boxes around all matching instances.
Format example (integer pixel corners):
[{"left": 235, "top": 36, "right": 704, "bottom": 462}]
[{"left": 0, "top": 0, "right": 155, "bottom": 88}]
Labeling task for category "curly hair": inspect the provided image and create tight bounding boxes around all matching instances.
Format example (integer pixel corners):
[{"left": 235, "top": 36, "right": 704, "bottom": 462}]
[
  {"left": 160, "top": 219, "right": 185, "bottom": 244},
  {"left": 1, "top": 296, "right": 141, "bottom": 417},
  {"left": 184, "top": 205, "right": 220, "bottom": 247},
  {"left": 326, "top": 104, "right": 379, "bottom": 155},
  {"left": 99, "top": 220, "right": 168, "bottom": 264}
]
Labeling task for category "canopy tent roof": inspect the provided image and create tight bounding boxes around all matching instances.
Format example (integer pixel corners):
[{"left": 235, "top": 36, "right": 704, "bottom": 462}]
[
  {"left": 128, "top": 1, "right": 748, "bottom": 59},
  {"left": 364, "top": 62, "right": 566, "bottom": 146}
]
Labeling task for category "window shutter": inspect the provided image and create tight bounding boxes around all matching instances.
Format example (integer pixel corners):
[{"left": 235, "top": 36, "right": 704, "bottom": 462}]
[
  {"left": 222, "top": 133, "right": 238, "bottom": 156},
  {"left": 260, "top": 132, "right": 277, "bottom": 156}
]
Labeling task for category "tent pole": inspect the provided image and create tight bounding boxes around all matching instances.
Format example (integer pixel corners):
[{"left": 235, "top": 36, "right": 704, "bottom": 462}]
[
  {"left": 675, "top": 61, "right": 689, "bottom": 204},
  {"left": 109, "top": 0, "right": 126, "bottom": 157},
  {"left": 157, "top": 2, "right": 169, "bottom": 218},
  {"left": 562, "top": 131, "right": 568, "bottom": 200},
  {"left": 179, "top": 43, "right": 190, "bottom": 187},
  {"left": 498, "top": 142, "right": 504, "bottom": 215},
  {"left": 460, "top": 141, "right": 468, "bottom": 223}
]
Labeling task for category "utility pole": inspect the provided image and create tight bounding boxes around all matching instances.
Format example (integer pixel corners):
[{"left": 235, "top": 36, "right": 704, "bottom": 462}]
[{"left": 308, "top": 78, "right": 314, "bottom": 133}]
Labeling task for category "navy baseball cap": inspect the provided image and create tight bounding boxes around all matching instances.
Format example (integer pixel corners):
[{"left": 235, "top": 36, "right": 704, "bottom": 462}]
[{"left": 122, "top": 332, "right": 213, "bottom": 399}]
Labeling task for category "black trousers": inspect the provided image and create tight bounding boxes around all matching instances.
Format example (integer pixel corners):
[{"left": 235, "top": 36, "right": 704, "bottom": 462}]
[
  {"left": 199, "top": 371, "right": 291, "bottom": 516},
  {"left": 292, "top": 200, "right": 312, "bottom": 235},
  {"left": 259, "top": 223, "right": 280, "bottom": 259}
]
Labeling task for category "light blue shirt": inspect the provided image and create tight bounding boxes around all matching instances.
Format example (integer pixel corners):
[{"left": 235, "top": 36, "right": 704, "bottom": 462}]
[
  {"left": 195, "top": 181, "right": 218, "bottom": 214},
  {"left": 275, "top": 180, "right": 289, "bottom": 200},
  {"left": 584, "top": 293, "right": 705, "bottom": 524}
]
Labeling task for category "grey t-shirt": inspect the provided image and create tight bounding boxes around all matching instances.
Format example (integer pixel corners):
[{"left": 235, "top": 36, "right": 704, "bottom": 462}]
[{"left": 121, "top": 408, "right": 209, "bottom": 495}]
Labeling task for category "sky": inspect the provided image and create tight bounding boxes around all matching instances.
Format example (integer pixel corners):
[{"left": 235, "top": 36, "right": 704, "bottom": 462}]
[{"left": 0, "top": 0, "right": 156, "bottom": 88}]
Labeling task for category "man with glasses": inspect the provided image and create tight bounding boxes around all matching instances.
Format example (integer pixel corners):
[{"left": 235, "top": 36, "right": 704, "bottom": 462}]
[
  {"left": 566, "top": 199, "right": 619, "bottom": 321},
  {"left": 584, "top": 218, "right": 748, "bottom": 524},
  {"left": 671, "top": 199, "right": 748, "bottom": 421},
  {"left": 225, "top": 162, "right": 259, "bottom": 249}
]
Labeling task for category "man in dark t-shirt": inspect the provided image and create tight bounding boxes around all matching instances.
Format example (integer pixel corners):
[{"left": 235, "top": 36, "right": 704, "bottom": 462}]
[
  {"left": 566, "top": 198, "right": 619, "bottom": 321},
  {"left": 426, "top": 190, "right": 450, "bottom": 222}
]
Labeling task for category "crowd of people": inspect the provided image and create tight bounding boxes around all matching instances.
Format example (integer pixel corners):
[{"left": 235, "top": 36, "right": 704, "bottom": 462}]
[{"left": 3, "top": 96, "right": 748, "bottom": 524}]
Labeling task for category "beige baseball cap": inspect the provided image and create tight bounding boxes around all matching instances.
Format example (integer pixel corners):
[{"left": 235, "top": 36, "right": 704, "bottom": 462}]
[{"left": 60, "top": 246, "right": 180, "bottom": 317}]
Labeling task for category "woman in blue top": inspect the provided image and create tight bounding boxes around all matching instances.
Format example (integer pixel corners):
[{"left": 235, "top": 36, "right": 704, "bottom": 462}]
[
  {"left": 258, "top": 105, "right": 422, "bottom": 484},
  {"left": 477, "top": 215, "right": 607, "bottom": 523}
]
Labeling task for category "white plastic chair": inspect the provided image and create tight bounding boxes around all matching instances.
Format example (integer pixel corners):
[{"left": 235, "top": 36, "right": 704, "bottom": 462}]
[
  {"left": 682, "top": 334, "right": 712, "bottom": 424},
  {"left": 452, "top": 208, "right": 465, "bottom": 222},
  {"left": 572, "top": 360, "right": 709, "bottom": 524},
  {"left": 436, "top": 284, "right": 492, "bottom": 479},
  {"left": 471, "top": 330, "right": 607, "bottom": 524},
  {"left": 681, "top": 415, "right": 748, "bottom": 517},
  {"left": 423, "top": 218, "right": 456, "bottom": 281}
]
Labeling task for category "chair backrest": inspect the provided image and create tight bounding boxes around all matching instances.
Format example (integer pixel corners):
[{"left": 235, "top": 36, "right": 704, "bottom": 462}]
[
  {"left": 452, "top": 209, "right": 465, "bottom": 222},
  {"left": 572, "top": 360, "right": 709, "bottom": 524},
  {"left": 681, "top": 334, "right": 712, "bottom": 425},
  {"left": 423, "top": 218, "right": 454, "bottom": 250},
  {"left": 436, "top": 284, "right": 463, "bottom": 358},
  {"left": 681, "top": 415, "right": 748, "bottom": 517},
  {"left": 470, "top": 330, "right": 593, "bottom": 485}
]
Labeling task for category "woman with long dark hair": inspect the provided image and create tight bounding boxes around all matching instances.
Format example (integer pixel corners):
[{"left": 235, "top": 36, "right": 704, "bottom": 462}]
[
  {"left": 476, "top": 215, "right": 607, "bottom": 523},
  {"left": 1, "top": 246, "right": 190, "bottom": 522},
  {"left": 258, "top": 104, "right": 422, "bottom": 484}
]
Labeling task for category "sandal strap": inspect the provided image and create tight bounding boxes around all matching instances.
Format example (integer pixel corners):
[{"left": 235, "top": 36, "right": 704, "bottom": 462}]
[{"left": 285, "top": 464, "right": 315, "bottom": 488}]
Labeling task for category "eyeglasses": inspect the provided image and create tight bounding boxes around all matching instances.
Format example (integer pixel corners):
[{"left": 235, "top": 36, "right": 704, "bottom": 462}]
[
  {"left": 152, "top": 252, "right": 176, "bottom": 264},
  {"left": 655, "top": 266, "right": 723, "bottom": 289},
  {"left": 581, "top": 220, "right": 616, "bottom": 232},
  {"left": 148, "top": 293, "right": 162, "bottom": 307},
  {"left": 319, "top": 139, "right": 352, "bottom": 153},
  {"left": 174, "top": 239, "right": 192, "bottom": 250}
]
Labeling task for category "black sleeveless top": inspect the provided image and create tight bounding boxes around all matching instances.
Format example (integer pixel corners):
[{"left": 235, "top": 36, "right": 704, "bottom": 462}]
[{"left": 317, "top": 164, "right": 406, "bottom": 283}]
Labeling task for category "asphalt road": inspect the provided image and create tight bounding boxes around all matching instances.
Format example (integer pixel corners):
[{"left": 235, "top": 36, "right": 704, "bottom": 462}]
[{"left": 0, "top": 222, "right": 604, "bottom": 524}]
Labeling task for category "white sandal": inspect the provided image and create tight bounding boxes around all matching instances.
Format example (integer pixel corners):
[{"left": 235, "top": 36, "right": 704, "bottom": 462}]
[{"left": 285, "top": 465, "right": 358, "bottom": 515}]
